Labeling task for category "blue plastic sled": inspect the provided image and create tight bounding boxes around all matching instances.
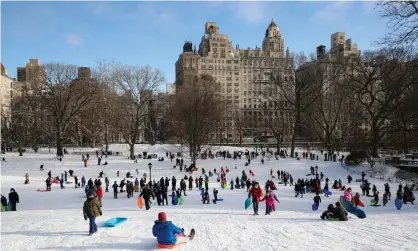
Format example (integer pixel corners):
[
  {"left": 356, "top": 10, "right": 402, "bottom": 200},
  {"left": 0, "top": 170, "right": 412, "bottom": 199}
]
[
  {"left": 312, "top": 203, "right": 318, "bottom": 211},
  {"left": 245, "top": 198, "right": 252, "bottom": 210},
  {"left": 104, "top": 217, "right": 128, "bottom": 227},
  {"left": 339, "top": 196, "right": 366, "bottom": 219},
  {"left": 395, "top": 199, "right": 403, "bottom": 210},
  {"left": 322, "top": 189, "right": 332, "bottom": 196}
]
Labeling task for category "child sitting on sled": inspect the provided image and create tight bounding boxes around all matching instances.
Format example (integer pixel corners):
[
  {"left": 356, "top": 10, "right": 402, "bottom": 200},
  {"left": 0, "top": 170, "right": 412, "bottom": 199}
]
[{"left": 153, "top": 212, "right": 194, "bottom": 248}]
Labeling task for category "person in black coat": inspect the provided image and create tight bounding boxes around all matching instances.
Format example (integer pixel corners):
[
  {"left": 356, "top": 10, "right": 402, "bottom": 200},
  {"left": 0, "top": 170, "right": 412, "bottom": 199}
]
[
  {"left": 172, "top": 176, "right": 177, "bottom": 191},
  {"left": 188, "top": 176, "right": 193, "bottom": 191},
  {"left": 165, "top": 177, "right": 170, "bottom": 188},
  {"left": 8, "top": 188, "right": 19, "bottom": 211},
  {"left": 87, "top": 178, "right": 94, "bottom": 188},
  {"left": 112, "top": 181, "right": 118, "bottom": 199},
  {"left": 161, "top": 186, "right": 168, "bottom": 206},
  {"left": 140, "top": 185, "right": 154, "bottom": 210}
]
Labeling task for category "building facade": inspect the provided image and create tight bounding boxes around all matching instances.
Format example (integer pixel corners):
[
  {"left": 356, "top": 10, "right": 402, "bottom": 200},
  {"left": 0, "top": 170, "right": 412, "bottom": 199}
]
[
  {"left": 17, "top": 59, "right": 45, "bottom": 90},
  {"left": 175, "top": 19, "right": 294, "bottom": 143},
  {"left": 1, "top": 63, "right": 14, "bottom": 129},
  {"left": 296, "top": 32, "right": 362, "bottom": 147}
]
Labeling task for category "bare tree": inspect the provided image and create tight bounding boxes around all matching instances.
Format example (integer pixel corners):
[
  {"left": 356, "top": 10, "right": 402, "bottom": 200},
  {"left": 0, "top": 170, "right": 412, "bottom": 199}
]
[
  {"left": 307, "top": 61, "right": 346, "bottom": 153},
  {"left": 377, "top": 1, "right": 418, "bottom": 47},
  {"left": 110, "top": 64, "right": 165, "bottom": 159},
  {"left": 232, "top": 107, "right": 245, "bottom": 145},
  {"left": 345, "top": 48, "right": 416, "bottom": 157},
  {"left": 170, "top": 74, "right": 223, "bottom": 164},
  {"left": 281, "top": 54, "right": 326, "bottom": 157},
  {"left": 37, "top": 63, "right": 98, "bottom": 156},
  {"left": 261, "top": 101, "right": 289, "bottom": 153}
]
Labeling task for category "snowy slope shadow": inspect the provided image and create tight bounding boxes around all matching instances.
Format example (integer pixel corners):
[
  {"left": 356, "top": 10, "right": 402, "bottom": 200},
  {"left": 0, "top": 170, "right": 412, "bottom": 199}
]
[
  {"left": 1, "top": 230, "right": 86, "bottom": 236},
  {"left": 39, "top": 238, "right": 156, "bottom": 250}
]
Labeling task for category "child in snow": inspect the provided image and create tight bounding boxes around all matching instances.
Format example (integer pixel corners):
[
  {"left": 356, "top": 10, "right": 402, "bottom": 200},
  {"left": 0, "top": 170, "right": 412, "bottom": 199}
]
[
  {"left": 212, "top": 188, "right": 219, "bottom": 204},
  {"left": 313, "top": 193, "right": 322, "bottom": 209},
  {"left": 383, "top": 192, "right": 388, "bottom": 206},
  {"left": 202, "top": 190, "right": 210, "bottom": 204},
  {"left": 83, "top": 191, "right": 102, "bottom": 235},
  {"left": 352, "top": 193, "right": 361, "bottom": 207},
  {"left": 372, "top": 191, "right": 380, "bottom": 206},
  {"left": 152, "top": 212, "right": 186, "bottom": 247},
  {"left": 344, "top": 187, "right": 352, "bottom": 201},
  {"left": 112, "top": 181, "right": 118, "bottom": 199},
  {"left": 260, "top": 190, "right": 279, "bottom": 215}
]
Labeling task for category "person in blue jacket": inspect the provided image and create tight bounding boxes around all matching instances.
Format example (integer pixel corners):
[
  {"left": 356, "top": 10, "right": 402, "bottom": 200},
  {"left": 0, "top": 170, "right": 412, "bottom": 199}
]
[{"left": 152, "top": 212, "right": 184, "bottom": 245}]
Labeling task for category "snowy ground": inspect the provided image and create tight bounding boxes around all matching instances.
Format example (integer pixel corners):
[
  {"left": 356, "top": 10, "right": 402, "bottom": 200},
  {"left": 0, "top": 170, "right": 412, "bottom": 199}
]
[{"left": 1, "top": 144, "right": 417, "bottom": 251}]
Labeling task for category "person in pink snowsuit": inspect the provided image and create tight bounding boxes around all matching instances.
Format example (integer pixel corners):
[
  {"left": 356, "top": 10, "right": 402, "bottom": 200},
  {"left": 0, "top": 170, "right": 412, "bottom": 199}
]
[
  {"left": 260, "top": 190, "right": 280, "bottom": 215},
  {"left": 344, "top": 187, "right": 352, "bottom": 202}
]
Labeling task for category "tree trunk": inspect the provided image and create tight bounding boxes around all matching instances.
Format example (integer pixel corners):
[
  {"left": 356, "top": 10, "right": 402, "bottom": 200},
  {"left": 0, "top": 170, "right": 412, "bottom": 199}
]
[
  {"left": 105, "top": 124, "right": 109, "bottom": 152},
  {"left": 276, "top": 141, "right": 281, "bottom": 154},
  {"left": 371, "top": 123, "right": 379, "bottom": 158},
  {"left": 402, "top": 128, "right": 409, "bottom": 154},
  {"left": 290, "top": 113, "right": 299, "bottom": 158},
  {"left": 56, "top": 130, "right": 64, "bottom": 157},
  {"left": 129, "top": 143, "right": 135, "bottom": 160}
]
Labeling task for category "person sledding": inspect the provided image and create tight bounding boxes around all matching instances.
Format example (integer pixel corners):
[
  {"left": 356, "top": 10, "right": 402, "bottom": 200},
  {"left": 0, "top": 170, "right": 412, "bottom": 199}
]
[
  {"left": 153, "top": 212, "right": 195, "bottom": 248},
  {"left": 260, "top": 189, "right": 279, "bottom": 215},
  {"left": 320, "top": 202, "right": 348, "bottom": 221}
]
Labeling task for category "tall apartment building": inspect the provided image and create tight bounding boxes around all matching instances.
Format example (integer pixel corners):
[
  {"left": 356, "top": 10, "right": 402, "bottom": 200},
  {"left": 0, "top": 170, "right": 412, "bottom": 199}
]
[
  {"left": 16, "top": 59, "right": 45, "bottom": 89},
  {"left": 1, "top": 63, "right": 17, "bottom": 129},
  {"left": 175, "top": 19, "right": 294, "bottom": 143},
  {"left": 296, "top": 32, "right": 362, "bottom": 143}
]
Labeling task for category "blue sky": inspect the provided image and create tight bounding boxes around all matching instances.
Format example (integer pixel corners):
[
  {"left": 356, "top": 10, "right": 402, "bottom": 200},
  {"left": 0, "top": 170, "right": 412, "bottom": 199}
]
[{"left": 1, "top": 1, "right": 388, "bottom": 83}]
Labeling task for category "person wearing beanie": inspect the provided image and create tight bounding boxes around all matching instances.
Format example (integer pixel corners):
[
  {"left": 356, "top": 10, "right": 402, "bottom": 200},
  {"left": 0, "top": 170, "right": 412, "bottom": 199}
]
[
  {"left": 153, "top": 212, "right": 184, "bottom": 246},
  {"left": 83, "top": 191, "right": 102, "bottom": 235}
]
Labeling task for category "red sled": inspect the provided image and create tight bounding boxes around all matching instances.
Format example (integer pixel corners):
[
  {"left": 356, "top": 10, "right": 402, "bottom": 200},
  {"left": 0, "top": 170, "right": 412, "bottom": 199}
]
[
  {"left": 193, "top": 168, "right": 198, "bottom": 171},
  {"left": 157, "top": 242, "right": 186, "bottom": 249}
]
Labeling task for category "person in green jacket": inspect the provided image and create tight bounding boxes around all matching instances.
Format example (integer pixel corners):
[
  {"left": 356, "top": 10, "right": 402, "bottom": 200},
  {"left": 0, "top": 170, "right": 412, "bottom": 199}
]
[{"left": 83, "top": 191, "right": 102, "bottom": 235}]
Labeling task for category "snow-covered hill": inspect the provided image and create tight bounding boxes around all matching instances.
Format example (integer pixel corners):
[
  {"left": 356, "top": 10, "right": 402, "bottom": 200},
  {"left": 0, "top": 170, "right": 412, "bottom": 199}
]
[{"left": 1, "top": 145, "right": 417, "bottom": 251}]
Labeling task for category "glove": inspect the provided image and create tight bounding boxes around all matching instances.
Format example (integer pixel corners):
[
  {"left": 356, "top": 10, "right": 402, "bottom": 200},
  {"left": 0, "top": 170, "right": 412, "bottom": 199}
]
[
  {"left": 100, "top": 212, "right": 102, "bottom": 216},
  {"left": 84, "top": 216, "right": 87, "bottom": 221},
  {"left": 181, "top": 228, "right": 185, "bottom": 233}
]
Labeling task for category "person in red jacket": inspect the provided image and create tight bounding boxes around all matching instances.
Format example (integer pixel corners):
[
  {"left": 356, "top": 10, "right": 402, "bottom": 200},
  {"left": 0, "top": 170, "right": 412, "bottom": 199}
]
[
  {"left": 248, "top": 182, "right": 263, "bottom": 215},
  {"left": 97, "top": 185, "right": 103, "bottom": 207}
]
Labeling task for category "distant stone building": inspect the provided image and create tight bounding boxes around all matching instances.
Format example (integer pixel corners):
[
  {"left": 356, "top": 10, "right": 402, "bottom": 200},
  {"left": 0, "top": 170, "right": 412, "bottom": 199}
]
[
  {"left": 175, "top": 19, "right": 294, "bottom": 143},
  {"left": 1, "top": 63, "right": 15, "bottom": 128},
  {"left": 16, "top": 59, "right": 46, "bottom": 90}
]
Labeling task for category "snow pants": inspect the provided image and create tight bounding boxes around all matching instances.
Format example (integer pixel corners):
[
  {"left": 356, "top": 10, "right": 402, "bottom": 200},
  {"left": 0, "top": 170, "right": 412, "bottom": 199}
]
[
  {"left": 145, "top": 199, "right": 151, "bottom": 210},
  {"left": 265, "top": 205, "right": 272, "bottom": 214},
  {"left": 89, "top": 217, "right": 97, "bottom": 234},
  {"left": 252, "top": 198, "right": 259, "bottom": 214}
]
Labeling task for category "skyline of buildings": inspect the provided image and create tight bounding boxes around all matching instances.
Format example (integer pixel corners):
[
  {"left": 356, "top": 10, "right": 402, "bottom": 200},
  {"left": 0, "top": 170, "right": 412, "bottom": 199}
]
[{"left": 1, "top": 18, "right": 364, "bottom": 144}]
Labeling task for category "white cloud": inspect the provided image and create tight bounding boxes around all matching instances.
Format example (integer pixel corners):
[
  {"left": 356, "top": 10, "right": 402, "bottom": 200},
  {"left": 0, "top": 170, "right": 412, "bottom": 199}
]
[
  {"left": 93, "top": 4, "right": 108, "bottom": 16},
  {"left": 311, "top": 1, "right": 353, "bottom": 22},
  {"left": 205, "top": 2, "right": 272, "bottom": 24},
  {"left": 63, "top": 33, "right": 83, "bottom": 45},
  {"left": 232, "top": 2, "right": 270, "bottom": 24}
]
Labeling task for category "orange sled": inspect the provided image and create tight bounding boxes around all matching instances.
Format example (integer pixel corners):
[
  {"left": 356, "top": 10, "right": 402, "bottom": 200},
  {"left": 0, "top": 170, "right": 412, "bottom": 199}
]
[{"left": 157, "top": 242, "right": 186, "bottom": 249}]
